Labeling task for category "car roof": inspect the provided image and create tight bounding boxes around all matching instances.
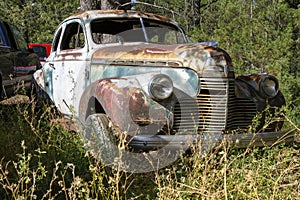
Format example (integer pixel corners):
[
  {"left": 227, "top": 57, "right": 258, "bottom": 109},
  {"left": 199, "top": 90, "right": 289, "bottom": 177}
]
[{"left": 65, "top": 10, "right": 176, "bottom": 25}]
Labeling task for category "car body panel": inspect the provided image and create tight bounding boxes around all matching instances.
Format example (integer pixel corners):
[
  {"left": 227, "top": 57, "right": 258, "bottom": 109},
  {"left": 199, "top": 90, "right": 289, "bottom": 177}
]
[
  {"left": 91, "top": 43, "right": 231, "bottom": 76},
  {"left": 80, "top": 78, "right": 172, "bottom": 135}
]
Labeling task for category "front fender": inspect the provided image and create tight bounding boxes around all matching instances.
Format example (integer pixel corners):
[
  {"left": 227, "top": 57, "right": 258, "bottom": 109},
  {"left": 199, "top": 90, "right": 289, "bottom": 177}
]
[
  {"left": 79, "top": 78, "right": 172, "bottom": 135},
  {"left": 235, "top": 73, "right": 285, "bottom": 111},
  {"left": 235, "top": 73, "right": 286, "bottom": 131}
]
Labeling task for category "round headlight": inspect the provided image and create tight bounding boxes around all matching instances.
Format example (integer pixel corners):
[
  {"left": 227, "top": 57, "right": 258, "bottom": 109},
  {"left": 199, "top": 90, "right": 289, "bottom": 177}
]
[
  {"left": 259, "top": 76, "right": 279, "bottom": 98},
  {"left": 149, "top": 74, "right": 173, "bottom": 100}
]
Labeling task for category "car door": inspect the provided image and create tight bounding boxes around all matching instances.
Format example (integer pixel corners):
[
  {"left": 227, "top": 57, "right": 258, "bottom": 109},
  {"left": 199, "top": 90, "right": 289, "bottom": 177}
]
[
  {"left": 48, "top": 19, "right": 88, "bottom": 116},
  {"left": 41, "top": 26, "right": 62, "bottom": 103}
]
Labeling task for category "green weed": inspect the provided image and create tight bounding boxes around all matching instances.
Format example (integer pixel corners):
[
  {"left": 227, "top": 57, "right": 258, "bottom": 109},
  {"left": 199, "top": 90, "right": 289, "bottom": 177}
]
[{"left": 0, "top": 98, "right": 299, "bottom": 199}]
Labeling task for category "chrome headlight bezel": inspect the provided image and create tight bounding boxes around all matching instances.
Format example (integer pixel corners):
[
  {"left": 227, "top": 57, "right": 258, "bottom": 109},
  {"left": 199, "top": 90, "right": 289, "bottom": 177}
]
[{"left": 148, "top": 74, "right": 173, "bottom": 101}]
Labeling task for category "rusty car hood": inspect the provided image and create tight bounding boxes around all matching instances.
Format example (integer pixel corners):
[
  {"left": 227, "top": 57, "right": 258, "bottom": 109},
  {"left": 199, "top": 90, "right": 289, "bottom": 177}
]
[{"left": 92, "top": 43, "right": 233, "bottom": 76}]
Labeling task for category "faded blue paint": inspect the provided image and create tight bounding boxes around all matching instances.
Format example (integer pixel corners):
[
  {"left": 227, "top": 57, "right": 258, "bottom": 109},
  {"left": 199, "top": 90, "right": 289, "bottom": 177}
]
[{"left": 90, "top": 65, "right": 199, "bottom": 97}]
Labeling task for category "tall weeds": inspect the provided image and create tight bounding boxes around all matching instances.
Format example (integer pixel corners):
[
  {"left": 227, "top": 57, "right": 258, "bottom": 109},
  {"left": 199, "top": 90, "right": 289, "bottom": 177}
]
[{"left": 0, "top": 98, "right": 299, "bottom": 199}]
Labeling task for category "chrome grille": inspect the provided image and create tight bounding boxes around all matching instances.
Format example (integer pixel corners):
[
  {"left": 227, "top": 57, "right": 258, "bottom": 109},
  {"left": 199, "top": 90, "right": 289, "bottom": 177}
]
[
  {"left": 172, "top": 78, "right": 257, "bottom": 134},
  {"left": 226, "top": 79, "right": 257, "bottom": 131}
]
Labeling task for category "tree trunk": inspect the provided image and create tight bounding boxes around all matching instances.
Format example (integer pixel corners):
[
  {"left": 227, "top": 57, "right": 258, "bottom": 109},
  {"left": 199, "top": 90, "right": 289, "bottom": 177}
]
[
  {"left": 80, "top": 0, "right": 99, "bottom": 11},
  {"left": 79, "top": 0, "right": 131, "bottom": 11},
  {"left": 100, "top": 0, "right": 114, "bottom": 10},
  {"left": 192, "top": 0, "right": 200, "bottom": 26},
  {"left": 101, "top": 0, "right": 131, "bottom": 10}
]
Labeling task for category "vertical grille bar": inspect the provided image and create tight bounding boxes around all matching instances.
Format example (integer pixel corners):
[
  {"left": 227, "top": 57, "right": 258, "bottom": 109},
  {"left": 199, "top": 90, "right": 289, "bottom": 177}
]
[
  {"left": 197, "top": 78, "right": 228, "bottom": 133},
  {"left": 172, "top": 78, "right": 257, "bottom": 134}
]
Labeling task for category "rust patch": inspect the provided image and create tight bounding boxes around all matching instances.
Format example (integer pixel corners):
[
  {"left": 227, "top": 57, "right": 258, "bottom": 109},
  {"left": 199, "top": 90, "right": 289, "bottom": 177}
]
[
  {"left": 145, "top": 48, "right": 171, "bottom": 54},
  {"left": 248, "top": 73, "right": 266, "bottom": 84},
  {"left": 129, "top": 89, "right": 150, "bottom": 125},
  {"left": 34, "top": 70, "right": 44, "bottom": 88},
  {"left": 93, "top": 44, "right": 181, "bottom": 64},
  {"left": 57, "top": 52, "right": 83, "bottom": 58},
  {"left": 92, "top": 43, "right": 234, "bottom": 74},
  {"left": 79, "top": 77, "right": 171, "bottom": 135}
]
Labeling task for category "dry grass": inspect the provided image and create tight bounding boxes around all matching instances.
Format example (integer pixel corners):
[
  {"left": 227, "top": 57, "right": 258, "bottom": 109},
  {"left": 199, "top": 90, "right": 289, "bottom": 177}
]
[
  {"left": 0, "top": 95, "right": 30, "bottom": 105},
  {"left": 0, "top": 98, "right": 299, "bottom": 199}
]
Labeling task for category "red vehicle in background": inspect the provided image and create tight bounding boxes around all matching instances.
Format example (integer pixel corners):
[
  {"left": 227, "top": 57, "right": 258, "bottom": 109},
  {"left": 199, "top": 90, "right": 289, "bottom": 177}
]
[{"left": 28, "top": 43, "right": 52, "bottom": 66}]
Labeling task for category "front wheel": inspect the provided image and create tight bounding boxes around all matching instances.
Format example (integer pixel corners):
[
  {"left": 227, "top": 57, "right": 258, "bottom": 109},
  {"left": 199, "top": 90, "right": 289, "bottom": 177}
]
[{"left": 83, "top": 114, "right": 118, "bottom": 164}]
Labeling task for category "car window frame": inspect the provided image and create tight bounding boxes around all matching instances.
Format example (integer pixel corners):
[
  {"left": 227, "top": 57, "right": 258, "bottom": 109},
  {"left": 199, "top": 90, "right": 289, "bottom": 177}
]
[
  {"left": 52, "top": 27, "right": 63, "bottom": 53},
  {"left": 59, "top": 19, "right": 87, "bottom": 52}
]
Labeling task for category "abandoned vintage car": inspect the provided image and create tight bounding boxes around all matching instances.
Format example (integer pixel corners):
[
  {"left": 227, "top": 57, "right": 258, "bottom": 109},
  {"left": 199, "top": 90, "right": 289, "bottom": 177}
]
[{"left": 33, "top": 10, "right": 295, "bottom": 165}]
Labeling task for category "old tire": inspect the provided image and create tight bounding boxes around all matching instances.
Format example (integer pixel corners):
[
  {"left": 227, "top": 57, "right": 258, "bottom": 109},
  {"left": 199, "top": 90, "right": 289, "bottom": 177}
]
[{"left": 83, "top": 114, "right": 118, "bottom": 164}]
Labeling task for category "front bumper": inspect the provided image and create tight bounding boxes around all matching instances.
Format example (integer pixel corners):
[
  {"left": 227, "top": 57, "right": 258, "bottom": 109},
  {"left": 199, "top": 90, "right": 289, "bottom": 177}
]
[{"left": 128, "top": 130, "right": 297, "bottom": 151}]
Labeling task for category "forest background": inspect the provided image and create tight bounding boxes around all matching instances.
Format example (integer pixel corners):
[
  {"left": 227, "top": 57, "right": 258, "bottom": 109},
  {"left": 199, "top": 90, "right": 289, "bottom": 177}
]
[
  {"left": 0, "top": 0, "right": 299, "bottom": 199},
  {"left": 0, "top": 0, "right": 299, "bottom": 112}
]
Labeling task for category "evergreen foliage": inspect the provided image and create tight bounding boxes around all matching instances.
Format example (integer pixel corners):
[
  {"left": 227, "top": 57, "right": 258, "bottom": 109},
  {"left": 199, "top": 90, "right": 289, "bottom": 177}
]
[
  {"left": 0, "top": 0, "right": 80, "bottom": 43},
  {"left": 188, "top": 0, "right": 299, "bottom": 124}
]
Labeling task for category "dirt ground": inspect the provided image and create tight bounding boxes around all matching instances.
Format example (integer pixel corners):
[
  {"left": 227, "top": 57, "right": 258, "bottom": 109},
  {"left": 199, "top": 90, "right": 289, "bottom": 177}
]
[{"left": 0, "top": 95, "right": 30, "bottom": 105}]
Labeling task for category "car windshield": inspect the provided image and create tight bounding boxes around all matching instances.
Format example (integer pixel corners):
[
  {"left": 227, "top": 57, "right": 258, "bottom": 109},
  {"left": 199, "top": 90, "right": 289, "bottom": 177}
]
[{"left": 91, "top": 17, "right": 187, "bottom": 44}]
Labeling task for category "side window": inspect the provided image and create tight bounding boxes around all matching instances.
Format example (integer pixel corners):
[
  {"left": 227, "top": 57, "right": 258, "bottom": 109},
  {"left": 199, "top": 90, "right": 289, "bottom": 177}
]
[
  {"left": 61, "top": 22, "right": 85, "bottom": 50},
  {"left": 52, "top": 28, "right": 62, "bottom": 52},
  {"left": 0, "top": 23, "right": 4, "bottom": 45},
  {"left": 10, "top": 25, "right": 28, "bottom": 51}
]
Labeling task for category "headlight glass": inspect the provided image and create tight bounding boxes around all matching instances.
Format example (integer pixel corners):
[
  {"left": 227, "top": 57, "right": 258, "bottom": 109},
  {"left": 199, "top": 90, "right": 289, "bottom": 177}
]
[
  {"left": 149, "top": 74, "right": 173, "bottom": 100},
  {"left": 260, "top": 76, "right": 279, "bottom": 98}
]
